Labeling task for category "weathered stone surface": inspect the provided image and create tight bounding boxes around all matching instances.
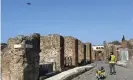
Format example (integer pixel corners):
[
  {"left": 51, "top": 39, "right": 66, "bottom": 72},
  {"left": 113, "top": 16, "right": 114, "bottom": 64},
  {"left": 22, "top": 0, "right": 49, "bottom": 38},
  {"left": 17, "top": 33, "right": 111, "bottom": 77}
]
[
  {"left": 128, "top": 39, "right": 133, "bottom": 45},
  {"left": 40, "top": 34, "right": 64, "bottom": 72},
  {"left": 103, "top": 42, "right": 115, "bottom": 62},
  {"left": 2, "top": 33, "right": 40, "bottom": 80},
  {"left": 103, "top": 41, "right": 107, "bottom": 62},
  {"left": 106, "top": 44, "right": 113, "bottom": 58},
  {"left": 127, "top": 41, "right": 133, "bottom": 49},
  {"left": 127, "top": 56, "right": 133, "bottom": 68},
  {"left": 129, "top": 49, "right": 133, "bottom": 57},
  {"left": 78, "top": 40, "right": 84, "bottom": 64},
  {"left": 126, "top": 49, "right": 133, "bottom": 68},
  {"left": 85, "top": 42, "right": 92, "bottom": 62},
  {"left": 112, "top": 45, "right": 117, "bottom": 61},
  {"left": 128, "top": 39, "right": 133, "bottom": 49},
  {"left": 64, "top": 36, "right": 78, "bottom": 67}
]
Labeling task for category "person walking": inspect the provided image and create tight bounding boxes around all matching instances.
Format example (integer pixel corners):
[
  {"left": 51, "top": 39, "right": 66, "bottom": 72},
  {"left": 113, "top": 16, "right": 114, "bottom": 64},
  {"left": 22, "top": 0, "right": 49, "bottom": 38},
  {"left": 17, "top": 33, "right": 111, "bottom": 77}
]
[{"left": 108, "top": 52, "right": 116, "bottom": 75}]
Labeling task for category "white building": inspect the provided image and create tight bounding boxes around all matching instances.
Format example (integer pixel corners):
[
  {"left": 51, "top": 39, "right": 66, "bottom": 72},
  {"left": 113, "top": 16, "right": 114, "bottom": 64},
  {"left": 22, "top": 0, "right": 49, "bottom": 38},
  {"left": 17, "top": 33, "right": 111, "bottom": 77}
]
[{"left": 92, "top": 45, "right": 104, "bottom": 51}]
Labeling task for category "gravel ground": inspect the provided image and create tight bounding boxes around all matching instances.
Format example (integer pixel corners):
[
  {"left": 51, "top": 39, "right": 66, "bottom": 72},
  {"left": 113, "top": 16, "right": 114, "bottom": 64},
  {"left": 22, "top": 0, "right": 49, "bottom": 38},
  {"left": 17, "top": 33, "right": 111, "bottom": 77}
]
[{"left": 72, "top": 61, "right": 133, "bottom": 80}]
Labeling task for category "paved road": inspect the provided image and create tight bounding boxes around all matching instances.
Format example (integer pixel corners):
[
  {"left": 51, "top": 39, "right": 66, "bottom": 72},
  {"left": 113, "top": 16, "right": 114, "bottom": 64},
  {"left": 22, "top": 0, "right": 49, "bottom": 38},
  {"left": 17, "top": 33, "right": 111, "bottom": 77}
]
[{"left": 72, "top": 61, "right": 133, "bottom": 80}]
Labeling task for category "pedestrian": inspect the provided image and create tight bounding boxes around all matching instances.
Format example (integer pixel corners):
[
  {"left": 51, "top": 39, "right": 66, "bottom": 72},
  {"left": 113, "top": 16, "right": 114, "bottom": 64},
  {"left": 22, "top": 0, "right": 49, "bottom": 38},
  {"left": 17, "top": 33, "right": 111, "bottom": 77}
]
[{"left": 108, "top": 52, "right": 116, "bottom": 75}]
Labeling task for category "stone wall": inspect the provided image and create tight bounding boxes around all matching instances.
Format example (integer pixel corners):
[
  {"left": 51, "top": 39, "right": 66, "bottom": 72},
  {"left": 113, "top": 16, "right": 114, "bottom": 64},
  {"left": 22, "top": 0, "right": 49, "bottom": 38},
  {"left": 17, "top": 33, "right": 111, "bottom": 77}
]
[
  {"left": 64, "top": 36, "right": 78, "bottom": 67},
  {"left": 106, "top": 44, "right": 113, "bottom": 58},
  {"left": 0, "top": 43, "right": 8, "bottom": 73},
  {"left": 104, "top": 42, "right": 127, "bottom": 62},
  {"left": 2, "top": 33, "right": 40, "bottom": 80},
  {"left": 112, "top": 45, "right": 118, "bottom": 61},
  {"left": 1, "top": 33, "right": 93, "bottom": 80},
  {"left": 126, "top": 49, "right": 133, "bottom": 68},
  {"left": 129, "top": 49, "right": 133, "bottom": 58},
  {"left": 103, "top": 41, "right": 107, "bottom": 61},
  {"left": 85, "top": 42, "right": 92, "bottom": 62},
  {"left": 40, "top": 34, "right": 64, "bottom": 72},
  {"left": 78, "top": 40, "right": 84, "bottom": 64},
  {"left": 91, "top": 51, "right": 96, "bottom": 62},
  {"left": 103, "top": 41, "right": 113, "bottom": 62},
  {"left": 84, "top": 44, "right": 86, "bottom": 62}
]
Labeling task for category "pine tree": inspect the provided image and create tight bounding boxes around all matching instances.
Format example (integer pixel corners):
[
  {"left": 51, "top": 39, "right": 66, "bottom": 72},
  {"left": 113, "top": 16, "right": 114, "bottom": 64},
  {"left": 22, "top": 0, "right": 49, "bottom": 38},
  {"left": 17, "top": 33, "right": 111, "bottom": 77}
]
[{"left": 122, "top": 35, "right": 125, "bottom": 42}]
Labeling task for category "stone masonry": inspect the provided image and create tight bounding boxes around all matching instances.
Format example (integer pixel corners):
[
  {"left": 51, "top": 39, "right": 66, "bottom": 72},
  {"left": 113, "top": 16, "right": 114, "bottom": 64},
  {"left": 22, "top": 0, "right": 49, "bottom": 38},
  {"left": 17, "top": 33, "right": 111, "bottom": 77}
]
[
  {"left": 78, "top": 40, "right": 84, "bottom": 64},
  {"left": 112, "top": 45, "right": 118, "bottom": 61},
  {"left": 127, "top": 49, "right": 133, "bottom": 68},
  {"left": 64, "top": 36, "right": 78, "bottom": 67},
  {"left": 1, "top": 33, "right": 93, "bottom": 80},
  {"left": 103, "top": 41, "right": 107, "bottom": 62},
  {"left": 85, "top": 42, "right": 92, "bottom": 62},
  {"left": 1, "top": 33, "right": 40, "bottom": 80},
  {"left": 103, "top": 41, "right": 113, "bottom": 62},
  {"left": 40, "top": 34, "right": 64, "bottom": 72}
]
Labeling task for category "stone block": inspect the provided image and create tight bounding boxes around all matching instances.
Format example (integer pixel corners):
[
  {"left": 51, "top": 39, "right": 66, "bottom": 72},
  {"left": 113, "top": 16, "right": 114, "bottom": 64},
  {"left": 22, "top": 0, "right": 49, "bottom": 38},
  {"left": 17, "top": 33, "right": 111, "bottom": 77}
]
[
  {"left": 40, "top": 34, "right": 64, "bottom": 72},
  {"left": 112, "top": 45, "right": 117, "bottom": 61},
  {"left": 2, "top": 33, "right": 40, "bottom": 80},
  {"left": 85, "top": 42, "right": 92, "bottom": 62},
  {"left": 64, "top": 36, "right": 78, "bottom": 67},
  {"left": 78, "top": 40, "right": 84, "bottom": 64}
]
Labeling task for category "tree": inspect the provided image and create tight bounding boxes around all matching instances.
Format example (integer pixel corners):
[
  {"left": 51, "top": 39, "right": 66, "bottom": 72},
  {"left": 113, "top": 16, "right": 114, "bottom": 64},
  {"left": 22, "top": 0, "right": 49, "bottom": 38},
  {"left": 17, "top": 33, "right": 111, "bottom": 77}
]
[
  {"left": 110, "top": 41, "right": 121, "bottom": 45},
  {"left": 122, "top": 35, "right": 126, "bottom": 42},
  {"left": 1, "top": 43, "right": 7, "bottom": 50}
]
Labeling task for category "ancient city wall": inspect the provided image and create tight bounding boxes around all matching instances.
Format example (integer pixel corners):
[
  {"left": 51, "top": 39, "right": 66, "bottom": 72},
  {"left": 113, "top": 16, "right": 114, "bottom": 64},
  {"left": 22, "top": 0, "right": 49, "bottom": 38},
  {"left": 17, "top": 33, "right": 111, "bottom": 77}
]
[
  {"left": 64, "top": 36, "right": 78, "bottom": 67},
  {"left": 40, "top": 34, "right": 64, "bottom": 72},
  {"left": 2, "top": 33, "right": 40, "bottom": 80}
]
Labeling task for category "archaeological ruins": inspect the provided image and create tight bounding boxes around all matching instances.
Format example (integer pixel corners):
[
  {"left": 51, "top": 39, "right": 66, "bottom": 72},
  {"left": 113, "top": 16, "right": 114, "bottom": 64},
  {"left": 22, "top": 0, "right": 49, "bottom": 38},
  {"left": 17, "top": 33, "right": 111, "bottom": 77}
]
[{"left": 1, "top": 34, "right": 133, "bottom": 80}]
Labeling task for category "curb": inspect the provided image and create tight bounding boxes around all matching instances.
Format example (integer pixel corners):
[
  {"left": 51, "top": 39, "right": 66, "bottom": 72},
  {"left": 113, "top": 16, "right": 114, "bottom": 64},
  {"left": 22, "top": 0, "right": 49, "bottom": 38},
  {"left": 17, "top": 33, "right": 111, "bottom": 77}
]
[
  {"left": 45, "top": 65, "right": 94, "bottom": 80},
  {"left": 116, "top": 62, "right": 127, "bottom": 68}
]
